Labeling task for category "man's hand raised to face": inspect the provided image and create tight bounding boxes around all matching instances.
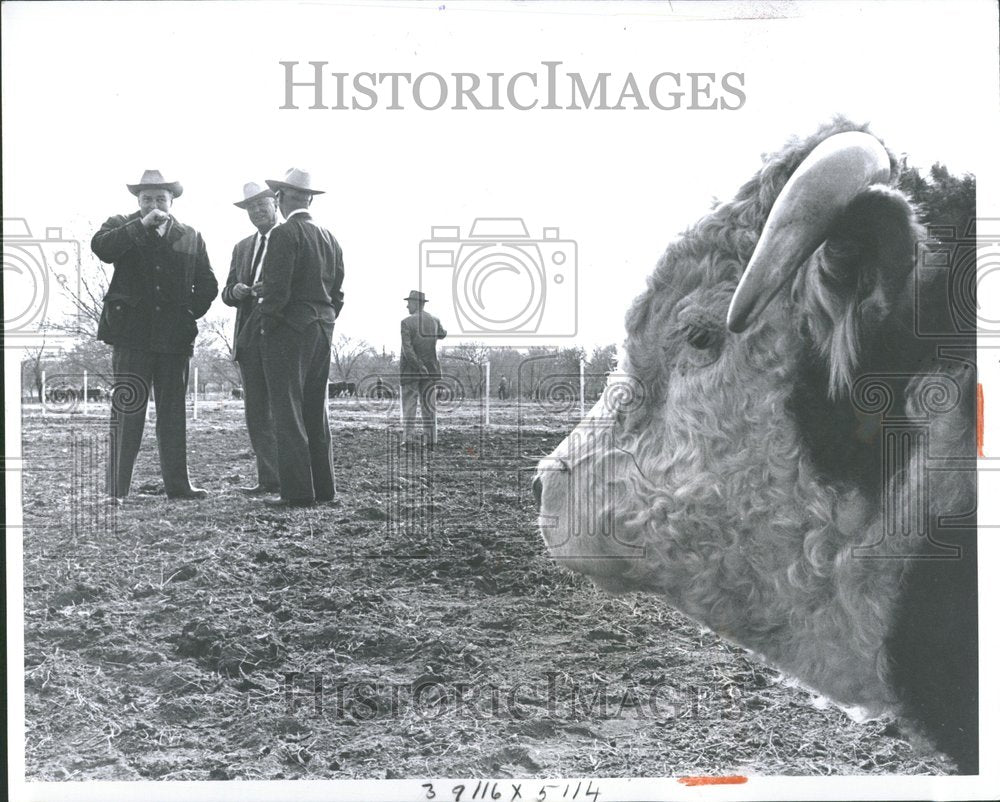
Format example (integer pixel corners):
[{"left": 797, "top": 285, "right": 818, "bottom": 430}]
[{"left": 141, "top": 209, "right": 170, "bottom": 229}]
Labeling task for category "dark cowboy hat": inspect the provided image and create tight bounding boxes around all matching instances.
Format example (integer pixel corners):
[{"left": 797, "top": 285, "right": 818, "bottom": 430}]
[
  {"left": 233, "top": 181, "right": 276, "bottom": 209},
  {"left": 265, "top": 167, "right": 325, "bottom": 195},
  {"left": 404, "top": 290, "right": 428, "bottom": 303},
  {"left": 127, "top": 169, "right": 183, "bottom": 198}
]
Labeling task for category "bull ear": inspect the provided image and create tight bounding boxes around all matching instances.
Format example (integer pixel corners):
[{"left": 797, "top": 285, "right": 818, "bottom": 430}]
[{"left": 800, "top": 186, "right": 918, "bottom": 396}]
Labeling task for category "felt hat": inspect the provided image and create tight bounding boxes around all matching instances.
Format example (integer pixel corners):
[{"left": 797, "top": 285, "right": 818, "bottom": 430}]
[
  {"left": 265, "top": 167, "right": 325, "bottom": 195},
  {"left": 233, "top": 181, "right": 276, "bottom": 209},
  {"left": 127, "top": 169, "right": 183, "bottom": 198},
  {"left": 404, "top": 290, "right": 428, "bottom": 303}
]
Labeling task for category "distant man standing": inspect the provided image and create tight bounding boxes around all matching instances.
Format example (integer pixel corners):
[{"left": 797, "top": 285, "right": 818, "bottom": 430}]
[
  {"left": 400, "top": 290, "right": 447, "bottom": 449},
  {"left": 258, "top": 168, "right": 345, "bottom": 507},
  {"left": 92, "top": 170, "right": 218, "bottom": 500},
  {"left": 221, "top": 182, "right": 281, "bottom": 495}
]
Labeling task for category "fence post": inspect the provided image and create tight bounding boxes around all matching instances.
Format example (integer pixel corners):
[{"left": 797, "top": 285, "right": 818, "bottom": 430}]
[
  {"left": 485, "top": 360, "right": 491, "bottom": 428},
  {"left": 579, "top": 358, "right": 585, "bottom": 419},
  {"left": 83, "top": 370, "right": 89, "bottom": 415},
  {"left": 193, "top": 367, "right": 199, "bottom": 420},
  {"left": 41, "top": 369, "right": 47, "bottom": 418}
]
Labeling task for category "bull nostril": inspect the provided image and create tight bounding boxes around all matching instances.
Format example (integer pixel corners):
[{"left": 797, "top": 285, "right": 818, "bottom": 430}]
[{"left": 532, "top": 476, "right": 543, "bottom": 507}]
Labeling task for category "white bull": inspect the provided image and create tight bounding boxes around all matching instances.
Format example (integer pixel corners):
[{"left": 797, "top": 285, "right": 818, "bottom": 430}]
[{"left": 534, "top": 121, "right": 978, "bottom": 773}]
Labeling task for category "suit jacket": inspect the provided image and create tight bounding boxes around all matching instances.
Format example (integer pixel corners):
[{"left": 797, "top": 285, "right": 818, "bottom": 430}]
[
  {"left": 400, "top": 310, "right": 447, "bottom": 383},
  {"left": 258, "top": 211, "right": 344, "bottom": 333},
  {"left": 92, "top": 212, "right": 218, "bottom": 355},
  {"left": 221, "top": 232, "right": 260, "bottom": 362}
]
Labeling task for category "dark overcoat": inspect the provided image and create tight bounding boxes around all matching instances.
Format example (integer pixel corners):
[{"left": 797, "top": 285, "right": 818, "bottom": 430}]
[
  {"left": 258, "top": 211, "right": 344, "bottom": 333},
  {"left": 220, "top": 233, "right": 257, "bottom": 361},
  {"left": 92, "top": 212, "right": 218, "bottom": 355},
  {"left": 400, "top": 310, "right": 447, "bottom": 383}
]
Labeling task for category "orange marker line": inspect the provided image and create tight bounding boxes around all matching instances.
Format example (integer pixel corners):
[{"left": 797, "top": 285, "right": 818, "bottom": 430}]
[
  {"left": 677, "top": 776, "right": 748, "bottom": 786},
  {"left": 977, "top": 383, "right": 984, "bottom": 458}
]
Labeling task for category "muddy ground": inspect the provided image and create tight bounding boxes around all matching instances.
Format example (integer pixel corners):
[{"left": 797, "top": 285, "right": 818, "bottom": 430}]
[{"left": 19, "top": 400, "right": 956, "bottom": 779}]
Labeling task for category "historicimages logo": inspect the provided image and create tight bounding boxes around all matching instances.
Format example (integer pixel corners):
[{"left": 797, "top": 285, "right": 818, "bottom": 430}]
[{"left": 419, "top": 218, "right": 577, "bottom": 338}]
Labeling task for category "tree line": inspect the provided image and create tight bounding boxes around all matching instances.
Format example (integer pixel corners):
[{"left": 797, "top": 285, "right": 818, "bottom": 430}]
[{"left": 21, "top": 160, "right": 975, "bottom": 402}]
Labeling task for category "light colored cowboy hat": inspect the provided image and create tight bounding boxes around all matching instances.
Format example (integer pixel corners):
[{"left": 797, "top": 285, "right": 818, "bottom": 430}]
[
  {"left": 265, "top": 167, "right": 325, "bottom": 195},
  {"left": 404, "top": 290, "right": 428, "bottom": 303},
  {"left": 127, "top": 169, "right": 183, "bottom": 198},
  {"left": 233, "top": 181, "right": 276, "bottom": 209}
]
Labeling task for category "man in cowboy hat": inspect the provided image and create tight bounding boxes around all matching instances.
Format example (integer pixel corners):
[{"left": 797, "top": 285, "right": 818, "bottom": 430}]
[
  {"left": 257, "top": 167, "right": 345, "bottom": 507},
  {"left": 92, "top": 170, "right": 218, "bottom": 500},
  {"left": 221, "top": 181, "right": 281, "bottom": 495},
  {"left": 400, "top": 290, "right": 447, "bottom": 449}
]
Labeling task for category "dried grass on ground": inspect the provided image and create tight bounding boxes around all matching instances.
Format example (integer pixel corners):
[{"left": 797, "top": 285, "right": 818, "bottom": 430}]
[{"left": 20, "top": 400, "right": 956, "bottom": 779}]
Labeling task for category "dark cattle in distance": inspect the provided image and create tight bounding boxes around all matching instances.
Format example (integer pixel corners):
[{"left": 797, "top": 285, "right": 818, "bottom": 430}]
[
  {"left": 328, "top": 381, "right": 357, "bottom": 398},
  {"left": 44, "top": 386, "right": 106, "bottom": 403}
]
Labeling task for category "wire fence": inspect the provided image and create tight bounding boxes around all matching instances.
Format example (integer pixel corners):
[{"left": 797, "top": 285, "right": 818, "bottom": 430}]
[{"left": 29, "top": 361, "right": 606, "bottom": 431}]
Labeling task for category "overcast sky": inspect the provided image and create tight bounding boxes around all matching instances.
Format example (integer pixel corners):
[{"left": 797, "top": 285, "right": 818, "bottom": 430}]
[{"left": 3, "top": 0, "right": 998, "bottom": 352}]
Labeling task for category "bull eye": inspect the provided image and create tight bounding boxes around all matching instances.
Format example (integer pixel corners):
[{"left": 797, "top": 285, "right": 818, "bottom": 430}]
[{"left": 684, "top": 324, "right": 717, "bottom": 350}]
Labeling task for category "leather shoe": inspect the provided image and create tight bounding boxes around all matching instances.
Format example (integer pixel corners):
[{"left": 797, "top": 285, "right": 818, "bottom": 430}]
[
  {"left": 262, "top": 496, "right": 315, "bottom": 508},
  {"left": 238, "top": 485, "right": 279, "bottom": 496},
  {"left": 167, "top": 487, "right": 209, "bottom": 500}
]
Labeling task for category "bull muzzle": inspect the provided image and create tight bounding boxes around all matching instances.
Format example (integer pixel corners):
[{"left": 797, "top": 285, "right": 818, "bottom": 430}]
[{"left": 726, "top": 131, "right": 891, "bottom": 333}]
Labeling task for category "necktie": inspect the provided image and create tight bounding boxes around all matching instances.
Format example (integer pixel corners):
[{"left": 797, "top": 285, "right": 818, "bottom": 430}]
[{"left": 250, "top": 234, "right": 267, "bottom": 284}]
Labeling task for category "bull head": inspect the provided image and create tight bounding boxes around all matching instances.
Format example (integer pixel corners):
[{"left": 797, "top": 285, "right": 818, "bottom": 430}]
[{"left": 533, "top": 120, "right": 977, "bottom": 772}]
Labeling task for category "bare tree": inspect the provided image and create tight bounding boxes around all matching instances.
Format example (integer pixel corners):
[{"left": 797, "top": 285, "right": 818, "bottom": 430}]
[
  {"left": 484, "top": 346, "right": 521, "bottom": 397},
  {"left": 202, "top": 315, "right": 235, "bottom": 358},
  {"left": 191, "top": 328, "right": 240, "bottom": 394},
  {"left": 21, "top": 336, "right": 49, "bottom": 402},
  {"left": 60, "top": 339, "right": 114, "bottom": 385},
  {"left": 586, "top": 344, "right": 618, "bottom": 400},
  {"left": 445, "top": 343, "right": 490, "bottom": 365},
  {"left": 330, "top": 334, "right": 374, "bottom": 382},
  {"left": 441, "top": 343, "right": 489, "bottom": 397},
  {"left": 517, "top": 346, "right": 561, "bottom": 400},
  {"left": 57, "top": 260, "right": 111, "bottom": 339}
]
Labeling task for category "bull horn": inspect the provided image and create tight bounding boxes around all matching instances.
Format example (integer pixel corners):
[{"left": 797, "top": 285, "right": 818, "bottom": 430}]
[{"left": 726, "top": 131, "right": 891, "bottom": 333}]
